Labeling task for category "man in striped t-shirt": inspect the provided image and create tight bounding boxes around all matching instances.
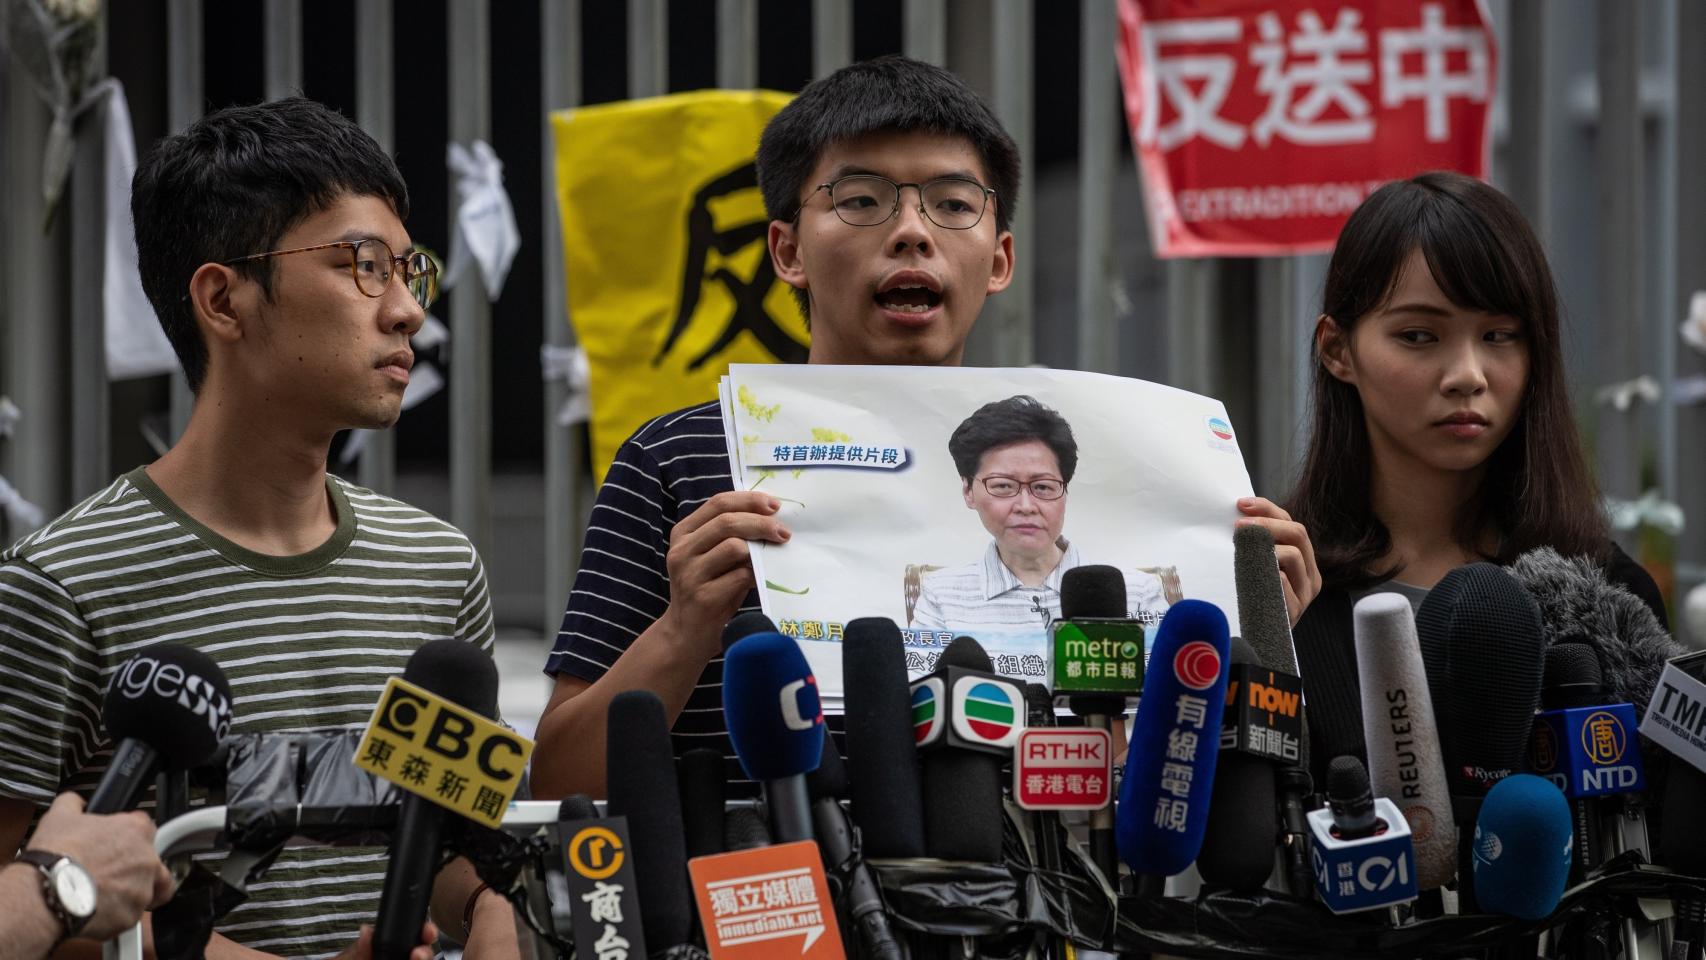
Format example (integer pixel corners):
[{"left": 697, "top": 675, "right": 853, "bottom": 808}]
[
  {"left": 0, "top": 100, "right": 512, "bottom": 959},
  {"left": 532, "top": 56, "right": 1021, "bottom": 799}
]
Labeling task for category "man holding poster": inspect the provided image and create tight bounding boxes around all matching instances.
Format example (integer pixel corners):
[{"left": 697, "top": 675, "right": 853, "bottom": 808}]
[{"left": 532, "top": 56, "right": 1320, "bottom": 801}]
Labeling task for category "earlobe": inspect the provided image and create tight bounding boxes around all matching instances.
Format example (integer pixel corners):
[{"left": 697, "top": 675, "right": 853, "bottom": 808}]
[
  {"left": 1314, "top": 315, "right": 1355, "bottom": 384},
  {"left": 769, "top": 220, "right": 808, "bottom": 293},
  {"left": 985, "top": 230, "right": 1015, "bottom": 295},
  {"left": 962, "top": 480, "right": 976, "bottom": 510}
]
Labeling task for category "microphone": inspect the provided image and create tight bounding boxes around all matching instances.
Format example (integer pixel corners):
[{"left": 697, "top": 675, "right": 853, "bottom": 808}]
[
  {"left": 723, "top": 808, "right": 772, "bottom": 852},
  {"left": 548, "top": 795, "right": 600, "bottom": 938},
  {"left": 723, "top": 631, "right": 824, "bottom": 843},
  {"left": 917, "top": 635, "right": 1019, "bottom": 861},
  {"left": 1305, "top": 756, "right": 1417, "bottom": 914},
  {"left": 842, "top": 617, "right": 926, "bottom": 858},
  {"left": 1415, "top": 562, "right": 1545, "bottom": 909},
  {"left": 1353, "top": 592, "right": 1458, "bottom": 891},
  {"left": 1117, "top": 599, "right": 1231, "bottom": 883},
  {"left": 374, "top": 639, "right": 498, "bottom": 960},
  {"left": 1234, "top": 524, "right": 1314, "bottom": 895},
  {"left": 1196, "top": 637, "right": 1279, "bottom": 892},
  {"left": 90, "top": 645, "right": 234, "bottom": 813},
  {"left": 807, "top": 730, "right": 903, "bottom": 960},
  {"left": 606, "top": 690, "right": 695, "bottom": 950},
  {"left": 1662, "top": 764, "right": 1706, "bottom": 960},
  {"left": 1056, "top": 565, "right": 1137, "bottom": 879},
  {"left": 1471, "top": 773, "right": 1573, "bottom": 920},
  {"left": 721, "top": 611, "right": 777, "bottom": 651},
  {"left": 678, "top": 748, "right": 727, "bottom": 859}
]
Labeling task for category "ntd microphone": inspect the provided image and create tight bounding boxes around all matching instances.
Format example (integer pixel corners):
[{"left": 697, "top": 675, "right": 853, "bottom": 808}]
[
  {"left": 1116, "top": 600, "right": 1230, "bottom": 879},
  {"left": 1531, "top": 644, "right": 1646, "bottom": 797},
  {"left": 723, "top": 631, "right": 824, "bottom": 843},
  {"left": 1307, "top": 756, "right": 1417, "bottom": 915}
]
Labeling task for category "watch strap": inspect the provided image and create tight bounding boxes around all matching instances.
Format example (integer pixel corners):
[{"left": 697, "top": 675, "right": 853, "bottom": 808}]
[{"left": 15, "top": 849, "right": 93, "bottom": 941}]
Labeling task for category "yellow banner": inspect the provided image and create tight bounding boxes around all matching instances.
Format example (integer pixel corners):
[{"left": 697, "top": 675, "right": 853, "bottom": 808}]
[
  {"left": 552, "top": 90, "right": 810, "bottom": 482},
  {"left": 353, "top": 676, "right": 535, "bottom": 827}
]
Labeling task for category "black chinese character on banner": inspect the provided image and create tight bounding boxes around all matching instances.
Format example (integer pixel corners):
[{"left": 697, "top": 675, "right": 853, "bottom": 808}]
[
  {"left": 362, "top": 737, "right": 394, "bottom": 771},
  {"left": 400, "top": 754, "right": 431, "bottom": 785},
  {"left": 436, "top": 770, "right": 469, "bottom": 804}
]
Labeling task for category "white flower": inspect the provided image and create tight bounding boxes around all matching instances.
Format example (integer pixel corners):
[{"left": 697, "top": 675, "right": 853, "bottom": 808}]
[
  {"left": 41, "top": 0, "right": 99, "bottom": 24},
  {"left": 1684, "top": 290, "right": 1706, "bottom": 355},
  {"left": 1686, "top": 582, "right": 1706, "bottom": 650}
]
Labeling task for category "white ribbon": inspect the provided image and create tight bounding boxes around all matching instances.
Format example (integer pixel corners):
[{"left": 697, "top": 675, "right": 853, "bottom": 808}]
[
  {"left": 101, "top": 79, "right": 179, "bottom": 379},
  {"left": 1595, "top": 375, "right": 1661, "bottom": 412},
  {"left": 1684, "top": 290, "right": 1706, "bottom": 356},
  {"left": 541, "top": 344, "right": 591, "bottom": 426},
  {"left": 443, "top": 140, "right": 520, "bottom": 301},
  {"left": 1605, "top": 489, "right": 1685, "bottom": 536}
]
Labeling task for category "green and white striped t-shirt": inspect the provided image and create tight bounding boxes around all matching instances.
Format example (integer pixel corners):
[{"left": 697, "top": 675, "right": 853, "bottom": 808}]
[{"left": 0, "top": 466, "right": 496, "bottom": 958}]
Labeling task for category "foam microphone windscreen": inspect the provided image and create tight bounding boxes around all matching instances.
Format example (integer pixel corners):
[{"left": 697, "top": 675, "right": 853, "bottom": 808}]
[
  {"left": 606, "top": 691, "right": 693, "bottom": 949},
  {"left": 1061, "top": 565, "right": 1127, "bottom": 619},
  {"left": 401, "top": 638, "right": 499, "bottom": 718},
  {"left": 721, "top": 611, "right": 778, "bottom": 652},
  {"left": 1542, "top": 642, "right": 1605, "bottom": 711},
  {"left": 1233, "top": 523, "right": 1307, "bottom": 772},
  {"left": 1471, "top": 773, "right": 1573, "bottom": 920},
  {"left": 557, "top": 794, "right": 599, "bottom": 821},
  {"left": 1353, "top": 592, "right": 1459, "bottom": 891},
  {"left": 922, "top": 636, "right": 1008, "bottom": 862},
  {"left": 842, "top": 617, "right": 925, "bottom": 858},
  {"left": 678, "top": 748, "right": 727, "bottom": 859},
  {"left": 1415, "top": 564, "right": 1545, "bottom": 809},
  {"left": 806, "top": 730, "right": 848, "bottom": 801},
  {"left": 723, "top": 632, "right": 824, "bottom": 781},
  {"left": 1196, "top": 636, "right": 1278, "bottom": 891},
  {"left": 1117, "top": 600, "right": 1231, "bottom": 877},
  {"left": 101, "top": 644, "right": 234, "bottom": 770},
  {"left": 723, "top": 807, "right": 772, "bottom": 852}
]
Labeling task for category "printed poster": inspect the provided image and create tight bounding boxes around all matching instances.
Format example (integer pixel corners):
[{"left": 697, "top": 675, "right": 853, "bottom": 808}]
[{"left": 720, "top": 364, "right": 1256, "bottom": 707}]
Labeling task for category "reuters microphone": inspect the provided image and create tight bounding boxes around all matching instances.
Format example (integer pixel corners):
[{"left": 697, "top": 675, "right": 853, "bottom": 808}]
[{"left": 90, "top": 645, "right": 234, "bottom": 813}]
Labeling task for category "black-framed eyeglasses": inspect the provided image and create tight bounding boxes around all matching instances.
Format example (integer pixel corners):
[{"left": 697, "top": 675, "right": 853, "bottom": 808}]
[
  {"left": 978, "top": 475, "right": 1066, "bottom": 500},
  {"left": 802, "top": 175, "right": 995, "bottom": 229},
  {"left": 222, "top": 238, "right": 439, "bottom": 308}
]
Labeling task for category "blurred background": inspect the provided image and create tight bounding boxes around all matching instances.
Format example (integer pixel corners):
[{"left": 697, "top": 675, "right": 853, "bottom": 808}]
[{"left": 3, "top": 0, "right": 1704, "bottom": 733}]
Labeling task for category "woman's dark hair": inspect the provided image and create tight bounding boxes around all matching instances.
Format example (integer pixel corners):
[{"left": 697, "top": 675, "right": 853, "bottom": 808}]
[
  {"left": 948, "top": 395, "right": 1077, "bottom": 485},
  {"left": 132, "top": 97, "right": 410, "bottom": 393},
  {"left": 1286, "top": 171, "right": 1607, "bottom": 590}
]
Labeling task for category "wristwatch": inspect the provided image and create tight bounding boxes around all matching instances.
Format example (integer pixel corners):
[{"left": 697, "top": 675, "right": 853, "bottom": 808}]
[{"left": 15, "top": 849, "right": 97, "bottom": 941}]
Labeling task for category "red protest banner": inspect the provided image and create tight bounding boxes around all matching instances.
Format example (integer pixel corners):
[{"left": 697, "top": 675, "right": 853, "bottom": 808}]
[{"left": 1116, "top": 0, "right": 1496, "bottom": 257}]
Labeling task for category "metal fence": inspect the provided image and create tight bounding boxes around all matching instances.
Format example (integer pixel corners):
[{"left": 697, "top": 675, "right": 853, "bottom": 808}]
[{"left": 2, "top": 0, "right": 1703, "bottom": 643}]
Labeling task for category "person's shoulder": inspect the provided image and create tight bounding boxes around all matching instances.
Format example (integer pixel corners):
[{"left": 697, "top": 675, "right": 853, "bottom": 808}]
[
  {"left": 626, "top": 399, "right": 727, "bottom": 448},
  {"left": 1602, "top": 541, "right": 1669, "bottom": 630},
  {"left": 329, "top": 476, "right": 474, "bottom": 547},
  {"left": 2, "top": 473, "right": 153, "bottom": 568}
]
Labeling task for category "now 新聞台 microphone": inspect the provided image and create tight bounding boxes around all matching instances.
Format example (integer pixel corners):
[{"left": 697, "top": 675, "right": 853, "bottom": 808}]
[
  {"left": 1415, "top": 562, "right": 1545, "bottom": 910},
  {"left": 842, "top": 616, "right": 926, "bottom": 858},
  {"left": 1196, "top": 636, "right": 1280, "bottom": 892},
  {"left": 1353, "top": 591, "right": 1458, "bottom": 892},
  {"left": 723, "top": 630, "right": 824, "bottom": 843},
  {"left": 90, "top": 644, "right": 234, "bottom": 813},
  {"left": 374, "top": 639, "right": 499, "bottom": 960},
  {"left": 1117, "top": 599, "right": 1231, "bottom": 887}
]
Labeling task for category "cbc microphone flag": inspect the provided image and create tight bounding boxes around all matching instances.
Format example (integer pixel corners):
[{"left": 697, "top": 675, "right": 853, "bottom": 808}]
[
  {"left": 552, "top": 90, "right": 810, "bottom": 482},
  {"left": 720, "top": 364, "right": 1256, "bottom": 709}
]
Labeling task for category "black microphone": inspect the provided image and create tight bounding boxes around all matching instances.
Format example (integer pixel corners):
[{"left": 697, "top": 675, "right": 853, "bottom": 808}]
[
  {"left": 90, "top": 645, "right": 234, "bottom": 813},
  {"left": 1415, "top": 563, "right": 1545, "bottom": 912},
  {"left": 1663, "top": 764, "right": 1706, "bottom": 960},
  {"left": 1196, "top": 637, "right": 1280, "bottom": 892},
  {"left": 807, "top": 731, "right": 903, "bottom": 960},
  {"left": 374, "top": 639, "right": 498, "bottom": 960},
  {"left": 723, "top": 808, "right": 772, "bottom": 851},
  {"left": 1059, "top": 565, "right": 1130, "bottom": 881},
  {"left": 1539, "top": 643, "right": 1608, "bottom": 884},
  {"left": 920, "top": 636, "right": 1011, "bottom": 862},
  {"left": 678, "top": 748, "right": 727, "bottom": 859},
  {"left": 606, "top": 690, "right": 694, "bottom": 950},
  {"left": 842, "top": 617, "right": 926, "bottom": 857},
  {"left": 548, "top": 795, "right": 599, "bottom": 939},
  {"left": 721, "top": 611, "right": 777, "bottom": 651}
]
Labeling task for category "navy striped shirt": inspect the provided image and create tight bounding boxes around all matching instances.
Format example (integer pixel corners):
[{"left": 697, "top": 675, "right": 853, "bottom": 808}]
[{"left": 547, "top": 401, "right": 763, "bottom": 789}]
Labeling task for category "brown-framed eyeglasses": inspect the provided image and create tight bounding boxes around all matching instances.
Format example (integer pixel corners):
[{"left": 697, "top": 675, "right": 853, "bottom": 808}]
[
  {"left": 978, "top": 475, "right": 1067, "bottom": 500},
  {"left": 223, "top": 238, "right": 439, "bottom": 308}
]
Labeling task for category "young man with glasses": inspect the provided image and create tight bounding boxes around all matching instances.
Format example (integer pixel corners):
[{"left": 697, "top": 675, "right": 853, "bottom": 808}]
[
  {"left": 0, "top": 98, "right": 514, "bottom": 959},
  {"left": 911, "top": 395, "right": 1169, "bottom": 633},
  {"left": 532, "top": 55, "right": 1020, "bottom": 798}
]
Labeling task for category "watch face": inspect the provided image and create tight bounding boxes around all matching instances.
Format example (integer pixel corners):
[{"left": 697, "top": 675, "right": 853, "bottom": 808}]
[{"left": 52, "top": 862, "right": 97, "bottom": 919}]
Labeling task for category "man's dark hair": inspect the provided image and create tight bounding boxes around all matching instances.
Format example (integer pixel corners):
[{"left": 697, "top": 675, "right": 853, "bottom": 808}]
[
  {"left": 948, "top": 395, "right": 1077, "bottom": 485},
  {"left": 132, "top": 97, "right": 409, "bottom": 392},
  {"left": 757, "top": 55, "right": 1021, "bottom": 234}
]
